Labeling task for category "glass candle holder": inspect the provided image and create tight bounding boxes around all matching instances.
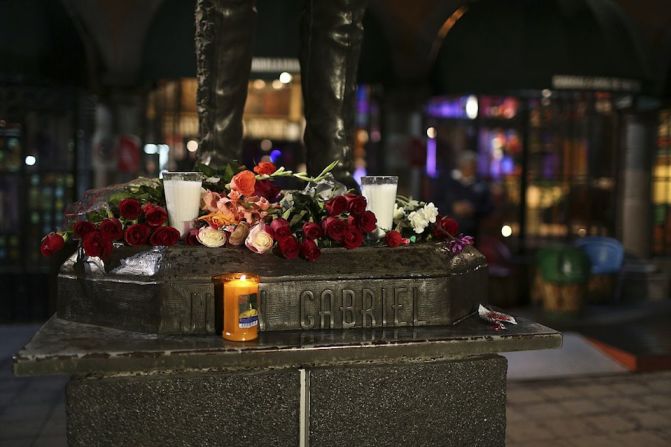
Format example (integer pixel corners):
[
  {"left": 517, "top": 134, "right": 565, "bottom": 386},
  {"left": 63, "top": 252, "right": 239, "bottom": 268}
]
[
  {"left": 162, "top": 172, "right": 203, "bottom": 237},
  {"left": 361, "top": 176, "right": 398, "bottom": 235},
  {"left": 218, "top": 273, "right": 260, "bottom": 342}
]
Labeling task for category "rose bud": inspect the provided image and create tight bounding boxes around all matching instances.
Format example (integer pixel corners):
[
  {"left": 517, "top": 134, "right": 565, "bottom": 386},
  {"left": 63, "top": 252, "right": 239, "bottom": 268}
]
[
  {"left": 385, "top": 230, "right": 407, "bottom": 248},
  {"left": 40, "top": 232, "right": 65, "bottom": 256},
  {"left": 300, "top": 239, "right": 321, "bottom": 262},
  {"left": 124, "top": 223, "right": 151, "bottom": 246},
  {"left": 142, "top": 203, "right": 168, "bottom": 227},
  {"left": 354, "top": 210, "right": 377, "bottom": 233},
  {"left": 322, "top": 216, "right": 346, "bottom": 242},
  {"left": 201, "top": 190, "right": 221, "bottom": 212},
  {"left": 119, "top": 198, "right": 142, "bottom": 220},
  {"left": 229, "top": 170, "right": 256, "bottom": 196},
  {"left": 82, "top": 230, "right": 113, "bottom": 259},
  {"left": 149, "top": 226, "right": 180, "bottom": 246},
  {"left": 432, "top": 216, "right": 459, "bottom": 240},
  {"left": 196, "top": 226, "right": 227, "bottom": 248},
  {"left": 342, "top": 224, "right": 364, "bottom": 249},
  {"left": 73, "top": 221, "right": 96, "bottom": 239},
  {"left": 253, "top": 161, "right": 277, "bottom": 175},
  {"left": 245, "top": 223, "right": 274, "bottom": 254},
  {"left": 185, "top": 228, "right": 200, "bottom": 246},
  {"left": 278, "top": 235, "right": 300, "bottom": 260},
  {"left": 302, "top": 222, "right": 323, "bottom": 240},
  {"left": 270, "top": 218, "right": 291, "bottom": 240},
  {"left": 228, "top": 222, "right": 250, "bottom": 246},
  {"left": 345, "top": 193, "right": 367, "bottom": 215},
  {"left": 99, "top": 218, "right": 123, "bottom": 241},
  {"left": 325, "top": 195, "right": 348, "bottom": 216}
]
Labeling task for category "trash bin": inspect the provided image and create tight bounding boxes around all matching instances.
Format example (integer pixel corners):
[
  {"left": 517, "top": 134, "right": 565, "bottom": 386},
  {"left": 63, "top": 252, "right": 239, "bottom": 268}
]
[
  {"left": 574, "top": 237, "right": 624, "bottom": 303},
  {"left": 535, "top": 245, "right": 590, "bottom": 312}
]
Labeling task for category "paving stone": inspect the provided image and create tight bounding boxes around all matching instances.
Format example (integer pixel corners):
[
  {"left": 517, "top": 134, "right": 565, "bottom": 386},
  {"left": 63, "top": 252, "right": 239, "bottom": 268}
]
[
  {"left": 599, "top": 396, "right": 648, "bottom": 412},
  {"left": 572, "top": 384, "right": 613, "bottom": 398},
  {"left": 506, "top": 388, "right": 546, "bottom": 404},
  {"left": 0, "top": 438, "right": 33, "bottom": 447},
  {"left": 615, "top": 431, "right": 671, "bottom": 447},
  {"left": 508, "top": 440, "right": 574, "bottom": 447},
  {"left": 0, "top": 403, "right": 52, "bottom": 424},
  {"left": 506, "top": 406, "right": 527, "bottom": 422},
  {"left": 539, "top": 386, "right": 578, "bottom": 401},
  {"left": 541, "top": 417, "right": 599, "bottom": 438},
  {"left": 559, "top": 399, "right": 603, "bottom": 416},
  {"left": 519, "top": 402, "right": 567, "bottom": 419},
  {"left": 506, "top": 420, "right": 555, "bottom": 443},
  {"left": 0, "top": 419, "right": 46, "bottom": 440},
  {"left": 583, "top": 414, "right": 637, "bottom": 433},
  {"left": 640, "top": 394, "right": 671, "bottom": 409},
  {"left": 610, "top": 382, "right": 652, "bottom": 396},
  {"left": 631, "top": 411, "right": 671, "bottom": 429},
  {"left": 646, "top": 379, "right": 671, "bottom": 393},
  {"left": 566, "top": 434, "right": 625, "bottom": 447}
]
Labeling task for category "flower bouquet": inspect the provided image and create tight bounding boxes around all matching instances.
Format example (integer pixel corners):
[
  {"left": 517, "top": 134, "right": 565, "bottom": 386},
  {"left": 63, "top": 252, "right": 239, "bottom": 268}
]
[{"left": 40, "top": 160, "right": 471, "bottom": 262}]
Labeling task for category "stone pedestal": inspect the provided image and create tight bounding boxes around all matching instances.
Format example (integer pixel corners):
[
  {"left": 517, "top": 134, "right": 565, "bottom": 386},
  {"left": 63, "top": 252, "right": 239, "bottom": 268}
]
[{"left": 14, "top": 316, "right": 560, "bottom": 447}]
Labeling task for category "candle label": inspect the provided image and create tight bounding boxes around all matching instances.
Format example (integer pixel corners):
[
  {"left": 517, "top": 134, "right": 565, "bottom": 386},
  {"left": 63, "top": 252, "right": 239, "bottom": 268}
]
[{"left": 238, "top": 293, "right": 259, "bottom": 329}]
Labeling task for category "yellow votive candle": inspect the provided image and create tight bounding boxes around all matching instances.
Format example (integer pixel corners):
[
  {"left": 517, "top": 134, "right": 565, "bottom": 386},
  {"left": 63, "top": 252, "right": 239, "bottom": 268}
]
[{"left": 221, "top": 273, "right": 259, "bottom": 341}]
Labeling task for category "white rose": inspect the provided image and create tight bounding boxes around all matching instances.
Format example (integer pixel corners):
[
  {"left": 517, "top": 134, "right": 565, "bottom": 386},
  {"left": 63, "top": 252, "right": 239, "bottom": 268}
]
[
  {"left": 196, "top": 226, "right": 227, "bottom": 248},
  {"left": 422, "top": 202, "right": 439, "bottom": 223},
  {"left": 408, "top": 210, "right": 429, "bottom": 234}
]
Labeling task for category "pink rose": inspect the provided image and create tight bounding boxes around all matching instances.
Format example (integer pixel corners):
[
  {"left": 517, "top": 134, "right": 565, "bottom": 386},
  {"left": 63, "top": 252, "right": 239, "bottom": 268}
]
[{"left": 245, "top": 223, "right": 275, "bottom": 254}]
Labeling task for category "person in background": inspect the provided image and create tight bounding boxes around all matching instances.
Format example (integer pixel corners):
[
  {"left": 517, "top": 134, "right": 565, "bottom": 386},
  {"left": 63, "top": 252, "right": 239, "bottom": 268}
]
[{"left": 433, "top": 151, "right": 493, "bottom": 239}]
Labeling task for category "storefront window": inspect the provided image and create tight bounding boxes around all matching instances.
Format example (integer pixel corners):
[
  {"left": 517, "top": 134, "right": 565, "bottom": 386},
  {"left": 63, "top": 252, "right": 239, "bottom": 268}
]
[{"left": 653, "top": 109, "right": 671, "bottom": 255}]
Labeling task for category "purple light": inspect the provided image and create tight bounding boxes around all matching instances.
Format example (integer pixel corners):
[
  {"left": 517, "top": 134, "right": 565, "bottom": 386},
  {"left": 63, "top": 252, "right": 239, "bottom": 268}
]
[
  {"left": 426, "top": 138, "right": 437, "bottom": 178},
  {"left": 353, "top": 166, "right": 367, "bottom": 186},
  {"left": 270, "top": 149, "right": 282, "bottom": 163}
]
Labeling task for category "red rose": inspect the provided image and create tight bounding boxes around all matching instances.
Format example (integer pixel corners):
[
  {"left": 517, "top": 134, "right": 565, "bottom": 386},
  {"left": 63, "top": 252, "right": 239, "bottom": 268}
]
[
  {"left": 300, "top": 239, "right": 321, "bottom": 262},
  {"left": 185, "top": 228, "right": 200, "bottom": 246},
  {"left": 142, "top": 203, "right": 168, "bottom": 227},
  {"left": 325, "top": 195, "right": 348, "bottom": 216},
  {"left": 345, "top": 193, "right": 367, "bottom": 214},
  {"left": 149, "top": 226, "right": 180, "bottom": 246},
  {"left": 352, "top": 210, "right": 377, "bottom": 233},
  {"left": 385, "top": 230, "right": 406, "bottom": 248},
  {"left": 322, "top": 216, "right": 346, "bottom": 242},
  {"left": 82, "top": 230, "right": 113, "bottom": 259},
  {"left": 230, "top": 170, "right": 256, "bottom": 196},
  {"left": 99, "top": 218, "right": 123, "bottom": 241},
  {"left": 119, "top": 198, "right": 142, "bottom": 220},
  {"left": 124, "top": 223, "right": 151, "bottom": 246},
  {"left": 253, "top": 161, "right": 277, "bottom": 175},
  {"left": 73, "top": 221, "right": 96, "bottom": 238},
  {"left": 432, "top": 216, "right": 459, "bottom": 240},
  {"left": 342, "top": 224, "right": 364, "bottom": 249},
  {"left": 254, "top": 180, "right": 281, "bottom": 201},
  {"left": 270, "top": 218, "right": 291, "bottom": 240},
  {"left": 302, "top": 222, "right": 323, "bottom": 240},
  {"left": 40, "top": 232, "right": 65, "bottom": 256},
  {"left": 278, "top": 235, "right": 299, "bottom": 260}
]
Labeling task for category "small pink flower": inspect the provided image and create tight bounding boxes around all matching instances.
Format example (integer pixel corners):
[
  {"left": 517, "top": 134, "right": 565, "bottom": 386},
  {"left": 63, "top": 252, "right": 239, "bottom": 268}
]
[{"left": 201, "top": 190, "right": 221, "bottom": 212}]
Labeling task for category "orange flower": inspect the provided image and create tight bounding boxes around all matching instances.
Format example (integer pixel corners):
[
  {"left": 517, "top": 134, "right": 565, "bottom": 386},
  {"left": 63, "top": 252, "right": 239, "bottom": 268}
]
[
  {"left": 199, "top": 209, "right": 237, "bottom": 229},
  {"left": 253, "top": 161, "right": 277, "bottom": 175},
  {"left": 230, "top": 170, "right": 256, "bottom": 196}
]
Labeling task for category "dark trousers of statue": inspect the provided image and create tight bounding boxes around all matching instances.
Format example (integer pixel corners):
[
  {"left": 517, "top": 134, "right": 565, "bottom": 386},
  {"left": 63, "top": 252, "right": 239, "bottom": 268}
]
[{"left": 196, "top": 0, "right": 368, "bottom": 185}]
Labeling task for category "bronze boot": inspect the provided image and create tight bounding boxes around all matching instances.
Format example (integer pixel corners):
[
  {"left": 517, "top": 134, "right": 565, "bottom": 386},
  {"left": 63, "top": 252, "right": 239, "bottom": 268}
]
[
  {"left": 196, "top": 0, "right": 256, "bottom": 167},
  {"left": 300, "top": 0, "right": 368, "bottom": 189}
]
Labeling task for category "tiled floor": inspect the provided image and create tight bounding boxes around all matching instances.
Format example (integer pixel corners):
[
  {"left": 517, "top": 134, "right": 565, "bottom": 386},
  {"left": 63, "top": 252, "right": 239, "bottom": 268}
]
[{"left": 2, "top": 324, "right": 671, "bottom": 446}]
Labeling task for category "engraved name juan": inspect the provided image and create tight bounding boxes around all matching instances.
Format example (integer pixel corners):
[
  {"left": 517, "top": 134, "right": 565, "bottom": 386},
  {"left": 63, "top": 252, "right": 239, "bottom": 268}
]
[{"left": 299, "top": 286, "right": 427, "bottom": 329}]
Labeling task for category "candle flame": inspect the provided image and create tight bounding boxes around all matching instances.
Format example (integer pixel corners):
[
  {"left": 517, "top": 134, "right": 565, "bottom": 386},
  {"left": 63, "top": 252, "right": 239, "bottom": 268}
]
[{"left": 240, "top": 274, "right": 247, "bottom": 281}]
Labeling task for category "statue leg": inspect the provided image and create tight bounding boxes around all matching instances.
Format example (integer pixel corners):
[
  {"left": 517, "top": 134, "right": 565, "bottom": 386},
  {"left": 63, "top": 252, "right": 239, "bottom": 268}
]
[
  {"left": 196, "top": 0, "right": 256, "bottom": 166},
  {"left": 300, "top": 0, "right": 368, "bottom": 188}
]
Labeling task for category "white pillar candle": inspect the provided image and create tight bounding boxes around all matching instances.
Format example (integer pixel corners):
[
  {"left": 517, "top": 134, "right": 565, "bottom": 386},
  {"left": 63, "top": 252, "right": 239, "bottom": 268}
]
[
  {"left": 361, "top": 176, "right": 398, "bottom": 235},
  {"left": 162, "top": 172, "right": 203, "bottom": 237}
]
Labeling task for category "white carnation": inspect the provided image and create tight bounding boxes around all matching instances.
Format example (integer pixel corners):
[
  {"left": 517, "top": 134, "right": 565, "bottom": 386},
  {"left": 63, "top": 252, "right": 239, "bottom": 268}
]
[
  {"left": 408, "top": 210, "right": 429, "bottom": 234},
  {"left": 422, "top": 202, "right": 439, "bottom": 223}
]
